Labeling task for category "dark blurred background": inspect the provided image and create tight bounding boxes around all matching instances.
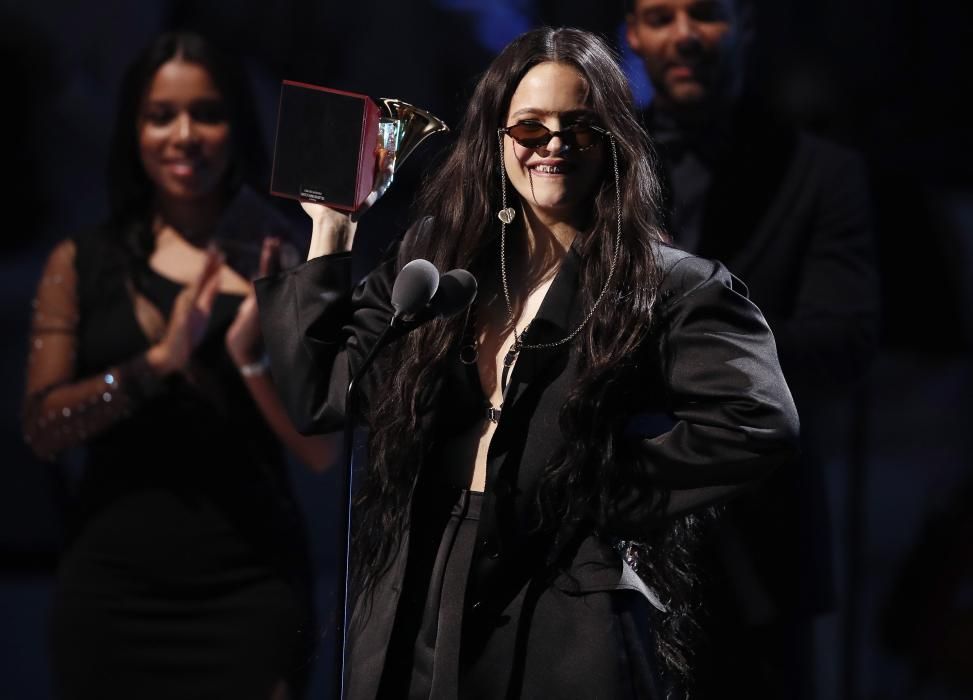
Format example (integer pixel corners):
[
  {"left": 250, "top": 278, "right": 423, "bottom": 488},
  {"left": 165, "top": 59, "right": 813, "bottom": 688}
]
[{"left": 1, "top": 1, "right": 970, "bottom": 698}]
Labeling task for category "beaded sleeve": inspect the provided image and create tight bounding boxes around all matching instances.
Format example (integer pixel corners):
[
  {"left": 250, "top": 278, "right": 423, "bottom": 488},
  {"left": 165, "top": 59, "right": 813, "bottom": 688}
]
[{"left": 23, "top": 240, "right": 162, "bottom": 460}]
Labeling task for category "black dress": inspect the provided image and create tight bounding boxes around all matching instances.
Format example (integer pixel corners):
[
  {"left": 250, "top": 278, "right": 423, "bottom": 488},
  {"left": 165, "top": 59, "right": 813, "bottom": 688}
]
[{"left": 27, "top": 230, "right": 312, "bottom": 700}]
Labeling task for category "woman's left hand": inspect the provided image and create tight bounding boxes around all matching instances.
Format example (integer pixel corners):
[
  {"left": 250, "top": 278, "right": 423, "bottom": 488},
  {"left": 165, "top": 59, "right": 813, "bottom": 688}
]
[{"left": 226, "top": 236, "right": 280, "bottom": 367}]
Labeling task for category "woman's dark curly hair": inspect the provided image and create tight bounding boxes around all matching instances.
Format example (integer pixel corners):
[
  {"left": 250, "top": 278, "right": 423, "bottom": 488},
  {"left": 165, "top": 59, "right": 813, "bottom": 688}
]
[{"left": 354, "top": 26, "right": 708, "bottom": 690}]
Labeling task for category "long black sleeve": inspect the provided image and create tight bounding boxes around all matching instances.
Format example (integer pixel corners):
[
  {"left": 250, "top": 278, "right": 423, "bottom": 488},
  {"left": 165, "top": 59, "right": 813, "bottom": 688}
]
[
  {"left": 609, "top": 254, "right": 800, "bottom": 531},
  {"left": 255, "top": 252, "right": 396, "bottom": 434}
]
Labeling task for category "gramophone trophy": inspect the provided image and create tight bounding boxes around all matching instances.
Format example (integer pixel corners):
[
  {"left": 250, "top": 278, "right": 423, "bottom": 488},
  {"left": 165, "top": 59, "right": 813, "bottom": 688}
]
[{"left": 269, "top": 80, "right": 448, "bottom": 218}]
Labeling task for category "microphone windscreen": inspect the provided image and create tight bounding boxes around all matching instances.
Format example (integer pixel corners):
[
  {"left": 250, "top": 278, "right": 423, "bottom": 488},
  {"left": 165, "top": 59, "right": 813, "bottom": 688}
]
[
  {"left": 391, "top": 259, "right": 439, "bottom": 317},
  {"left": 428, "top": 269, "right": 477, "bottom": 319}
]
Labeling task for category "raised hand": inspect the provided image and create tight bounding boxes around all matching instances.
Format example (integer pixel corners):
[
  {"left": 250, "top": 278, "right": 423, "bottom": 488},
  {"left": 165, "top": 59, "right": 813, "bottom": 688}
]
[
  {"left": 146, "top": 248, "right": 223, "bottom": 375},
  {"left": 299, "top": 144, "right": 397, "bottom": 259},
  {"left": 226, "top": 237, "right": 280, "bottom": 367},
  {"left": 302, "top": 201, "right": 358, "bottom": 260}
]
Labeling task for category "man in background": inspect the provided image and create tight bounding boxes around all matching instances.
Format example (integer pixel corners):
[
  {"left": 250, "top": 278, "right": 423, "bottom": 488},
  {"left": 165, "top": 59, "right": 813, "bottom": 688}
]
[{"left": 626, "top": 1, "right": 880, "bottom": 697}]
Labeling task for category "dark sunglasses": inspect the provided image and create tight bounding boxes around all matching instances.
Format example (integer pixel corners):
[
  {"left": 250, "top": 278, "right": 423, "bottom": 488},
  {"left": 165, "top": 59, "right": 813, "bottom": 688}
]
[{"left": 499, "top": 120, "right": 608, "bottom": 151}]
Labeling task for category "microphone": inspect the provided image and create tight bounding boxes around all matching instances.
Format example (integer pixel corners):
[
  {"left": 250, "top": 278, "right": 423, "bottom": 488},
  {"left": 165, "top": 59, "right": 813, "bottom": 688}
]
[
  {"left": 360, "top": 260, "right": 477, "bottom": 374},
  {"left": 390, "top": 265, "right": 477, "bottom": 330},
  {"left": 390, "top": 258, "right": 439, "bottom": 323},
  {"left": 425, "top": 268, "right": 477, "bottom": 320}
]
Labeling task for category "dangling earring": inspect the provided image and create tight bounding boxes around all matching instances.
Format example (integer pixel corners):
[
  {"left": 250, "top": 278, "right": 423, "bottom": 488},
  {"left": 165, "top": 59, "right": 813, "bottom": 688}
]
[{"left": 496, "top": 129, "right": 516, "bottom": 225}]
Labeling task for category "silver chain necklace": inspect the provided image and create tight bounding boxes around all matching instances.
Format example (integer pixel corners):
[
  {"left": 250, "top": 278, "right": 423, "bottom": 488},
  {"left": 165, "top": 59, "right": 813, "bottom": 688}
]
[{"left": 493, "top": 130, "right": 623, "bottom": 396}]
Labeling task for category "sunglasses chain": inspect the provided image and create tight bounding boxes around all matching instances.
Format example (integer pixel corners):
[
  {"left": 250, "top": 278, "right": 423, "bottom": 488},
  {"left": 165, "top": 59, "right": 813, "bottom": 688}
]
[{"left": 468, "top": 130, "right": 622, "bottom": 420}]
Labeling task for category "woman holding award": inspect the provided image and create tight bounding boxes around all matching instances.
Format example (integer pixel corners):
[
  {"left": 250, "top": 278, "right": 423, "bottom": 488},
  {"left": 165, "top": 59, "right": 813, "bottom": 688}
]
[
  {"left": 24, "top": 32, "right": 334, "bottom": 698},
  {"left": 258, "top": 27, "right": 798, "bottom": 698}
]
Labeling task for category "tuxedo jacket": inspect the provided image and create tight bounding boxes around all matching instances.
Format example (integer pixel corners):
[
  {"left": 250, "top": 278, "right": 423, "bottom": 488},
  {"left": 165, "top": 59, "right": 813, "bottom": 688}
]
[
  {"left": 647, "top": 105, "right": 879, "bottom": 400},
  {"left": 646, "top": 104, "right": 880, "bottom": 625},
  {"left": 255, "top": 233, "right": 799, "bottom": 697}
]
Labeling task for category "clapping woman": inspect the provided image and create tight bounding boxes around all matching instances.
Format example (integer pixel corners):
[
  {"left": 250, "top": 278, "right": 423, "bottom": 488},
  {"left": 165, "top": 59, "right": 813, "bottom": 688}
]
[{"left": 24, "top": 33, "right": 333, "bottom": 699}]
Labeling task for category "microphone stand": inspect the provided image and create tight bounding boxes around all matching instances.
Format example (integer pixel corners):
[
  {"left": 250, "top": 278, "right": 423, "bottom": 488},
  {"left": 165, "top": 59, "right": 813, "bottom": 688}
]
[
  {"left": 331, "top": 264, "right": 474, "bottom": 698},
  {"left": 335, "top": 317, "right": 405, "bottom": 699}
]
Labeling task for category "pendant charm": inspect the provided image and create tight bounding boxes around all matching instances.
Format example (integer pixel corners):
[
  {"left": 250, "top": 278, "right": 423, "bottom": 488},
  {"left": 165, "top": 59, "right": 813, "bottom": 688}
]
[{"left": 497, "top": 207, "right": 516, "bottom": 225}]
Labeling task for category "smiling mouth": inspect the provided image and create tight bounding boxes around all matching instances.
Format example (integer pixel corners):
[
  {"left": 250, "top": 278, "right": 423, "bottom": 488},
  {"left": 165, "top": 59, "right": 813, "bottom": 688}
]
[
  {"left": 668, "top": 64, "right": 698, "bottom": 77},
  {"left": 165, "top": 161, "right": 202, "bottom": 176},
  {"left": 530, "top": 163, "right": 570, "bottom": 175}
]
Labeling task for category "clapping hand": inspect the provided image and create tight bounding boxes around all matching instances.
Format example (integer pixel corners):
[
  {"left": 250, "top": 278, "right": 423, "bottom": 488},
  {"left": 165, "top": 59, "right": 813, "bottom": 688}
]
[
  {"left": 226, "top": 237, "right": 280, "bottom": 368},
  {"left": 147, "top": 249, "right": 223, "bottom": 375}
]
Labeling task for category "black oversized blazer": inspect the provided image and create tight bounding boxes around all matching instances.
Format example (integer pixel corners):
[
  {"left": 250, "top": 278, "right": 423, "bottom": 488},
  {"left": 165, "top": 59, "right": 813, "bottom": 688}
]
[{"left": 255, "top": 235, "right": 800, "bottom": 698}]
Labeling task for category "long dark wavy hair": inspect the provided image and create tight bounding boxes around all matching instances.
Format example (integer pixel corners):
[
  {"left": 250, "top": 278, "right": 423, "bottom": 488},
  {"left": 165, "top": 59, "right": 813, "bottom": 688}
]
[
  {"left": 104, "top": 32, "right": 267, "bottom": 277},
  {"left": 355, "top": 27, "right": 707, "bottom": 687}
]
